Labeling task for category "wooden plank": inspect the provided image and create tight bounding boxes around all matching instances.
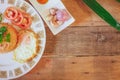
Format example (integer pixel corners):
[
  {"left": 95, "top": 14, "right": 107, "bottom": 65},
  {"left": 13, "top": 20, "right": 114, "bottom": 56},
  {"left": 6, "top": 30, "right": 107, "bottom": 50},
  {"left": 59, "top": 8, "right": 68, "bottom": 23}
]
[
  {"left": 13, "top": 56, "right": 120, "bottom": 80},
  {"left": 62, "top": 0, "right": 93, "bottom": 26},
  {"left": 62, "top": 0, "right": 120, "bottom": 26},
  {"left": 44, "top": 26, "right": 120, "bottom": 56}
]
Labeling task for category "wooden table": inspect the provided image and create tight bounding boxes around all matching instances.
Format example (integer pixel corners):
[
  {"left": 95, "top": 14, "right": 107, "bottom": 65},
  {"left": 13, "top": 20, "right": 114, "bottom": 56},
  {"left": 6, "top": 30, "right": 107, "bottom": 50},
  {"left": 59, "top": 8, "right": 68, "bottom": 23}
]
[{"left": 15, "top": 0, "right": 120, "bottom": 80}]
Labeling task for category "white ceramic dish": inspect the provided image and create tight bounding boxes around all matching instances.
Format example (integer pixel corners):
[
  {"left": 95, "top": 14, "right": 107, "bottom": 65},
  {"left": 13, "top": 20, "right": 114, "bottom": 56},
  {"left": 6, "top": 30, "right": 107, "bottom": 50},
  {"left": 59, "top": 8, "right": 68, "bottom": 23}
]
[
  {"left": 29, "top": 0, "right": 75, "bottom": 35},
  {"left": 0, "top": 0, "right": 46, "bottom": 79}
]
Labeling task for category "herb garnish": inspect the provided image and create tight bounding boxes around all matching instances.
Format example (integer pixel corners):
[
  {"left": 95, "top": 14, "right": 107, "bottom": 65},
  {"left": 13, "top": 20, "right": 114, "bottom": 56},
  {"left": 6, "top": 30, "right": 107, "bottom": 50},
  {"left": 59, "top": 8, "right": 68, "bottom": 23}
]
[
  {"left": 0, "top": 14, "right": 2, "bottom": 22},
  {"left": 0, "top": 34, "right": 3, "bottom": 43},
  {"left": 0, "top": 26, "right": 11, "bottom": 43},
  {"left": 5, "top": 33, "right": 10, "bottom": 42},
  {"left": 0, "top": 26, "right": 7, "bottom": 33}
]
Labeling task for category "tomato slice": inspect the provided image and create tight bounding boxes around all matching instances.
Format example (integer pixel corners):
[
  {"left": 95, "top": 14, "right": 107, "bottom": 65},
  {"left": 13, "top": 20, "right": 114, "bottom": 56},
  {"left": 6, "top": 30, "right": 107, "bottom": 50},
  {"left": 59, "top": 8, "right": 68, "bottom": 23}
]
[
  {"left": 4, "top": 7, "right": 18, "bottom": 20},
  {"left": 18, "top": 13, "right": 32, "bottom": 29},
  {"left": 4, "top": 7, "right": 32, "bottom": 29},
  {"left": 11, "top": 11, "right": 23, "bottom": 26}
]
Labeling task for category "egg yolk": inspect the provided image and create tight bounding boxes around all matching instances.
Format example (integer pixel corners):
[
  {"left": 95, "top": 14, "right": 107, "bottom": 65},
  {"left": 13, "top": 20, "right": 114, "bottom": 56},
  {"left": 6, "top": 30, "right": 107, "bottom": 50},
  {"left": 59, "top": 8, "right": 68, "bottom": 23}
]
[{"left": 37, "top": 0, "right": 48, "bottom": 4}]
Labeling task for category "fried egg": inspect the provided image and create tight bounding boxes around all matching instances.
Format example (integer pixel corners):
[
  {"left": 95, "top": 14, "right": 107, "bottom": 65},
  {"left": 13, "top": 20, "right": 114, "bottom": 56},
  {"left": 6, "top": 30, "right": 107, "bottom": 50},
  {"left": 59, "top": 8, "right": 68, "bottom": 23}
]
[{"left": 13, "top": 30, "right": 40, "bottom": 63}]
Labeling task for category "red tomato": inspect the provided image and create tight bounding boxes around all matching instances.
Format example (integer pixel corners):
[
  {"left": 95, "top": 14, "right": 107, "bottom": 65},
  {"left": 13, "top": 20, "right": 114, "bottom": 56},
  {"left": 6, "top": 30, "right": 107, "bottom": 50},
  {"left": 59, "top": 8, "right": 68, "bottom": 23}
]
[
  {"left": 11, "top": 11, "right": 23, "bottom": 26},
  {"left": 18, "top": 13, "right": 32, "bottom": 29},
  {"left": 4, "top": 7, "right": 18, "bottom": 20}
]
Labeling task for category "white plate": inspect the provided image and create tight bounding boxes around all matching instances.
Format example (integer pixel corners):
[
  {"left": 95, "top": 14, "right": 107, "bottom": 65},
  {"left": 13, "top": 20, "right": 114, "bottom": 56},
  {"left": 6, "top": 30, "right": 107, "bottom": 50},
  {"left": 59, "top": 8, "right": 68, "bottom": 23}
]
[{"left": 0, "top": 0, "right": 46, "bottom": 79}]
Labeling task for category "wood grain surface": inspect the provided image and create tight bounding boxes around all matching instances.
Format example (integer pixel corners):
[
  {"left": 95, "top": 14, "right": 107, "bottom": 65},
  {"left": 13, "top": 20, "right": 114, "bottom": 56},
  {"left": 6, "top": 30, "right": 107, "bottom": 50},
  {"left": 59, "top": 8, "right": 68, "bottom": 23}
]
[
  {"left": 14, "top": 56, "right": 120, "bottom": 80},
  {"left": 14, "top": 0, "right": 120, "bottom": 80}
]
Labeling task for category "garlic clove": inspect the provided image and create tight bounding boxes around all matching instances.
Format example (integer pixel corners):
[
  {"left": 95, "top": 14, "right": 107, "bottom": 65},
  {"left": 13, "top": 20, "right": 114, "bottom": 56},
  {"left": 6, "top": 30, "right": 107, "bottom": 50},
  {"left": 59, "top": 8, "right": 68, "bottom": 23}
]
[{"left": 49, "top": 8, "right": 58, "bottom": 16}]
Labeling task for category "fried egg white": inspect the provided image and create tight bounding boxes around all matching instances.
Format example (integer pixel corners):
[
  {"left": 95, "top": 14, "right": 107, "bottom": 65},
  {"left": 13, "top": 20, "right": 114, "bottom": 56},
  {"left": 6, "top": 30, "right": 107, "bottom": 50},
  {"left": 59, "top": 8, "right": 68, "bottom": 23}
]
[{"left": 13, "top": 30, "right": 39, "bottom": 63}]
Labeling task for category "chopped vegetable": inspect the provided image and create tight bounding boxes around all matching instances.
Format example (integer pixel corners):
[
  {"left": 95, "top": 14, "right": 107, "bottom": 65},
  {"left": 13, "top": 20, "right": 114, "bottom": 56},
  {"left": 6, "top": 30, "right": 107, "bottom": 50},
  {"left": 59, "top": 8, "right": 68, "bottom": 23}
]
[
  {"left": 4, "top": 7, "right": 18, "bottom": 20},
  {"left": 0, "top": 26, "right": 6, "bottom": 43},
  {"left": 5, "top": 33, "right": 10, "bottom": 42},
  {"left": 18, "top": 13, "right": 32, "bottom": 29},
  {"left": 0, "top": 34, "right": 3, "bottom": 43},
  {"left": 56, "top": 9, "right": 70, "bottom": 21},
  {"left": 12, "top": 11, "right": 23, "bottom": 26},
  {"left": 47, "top": 8, "right": 70, "bottom": 27},
  {"left": 0, "top": 26, "right": 11, "bottom": 43},
  {"left": 0, "top": 26, "right": 7, "bottom": 34},
  {"left": 4, "top": 7, "right": 32, "bottom": 29},
  {"left": 0, "top": 14, "right": 2, "bottom": 22},
  {"left": 0, "top": 32, "right": 2, "bottom": 35}
]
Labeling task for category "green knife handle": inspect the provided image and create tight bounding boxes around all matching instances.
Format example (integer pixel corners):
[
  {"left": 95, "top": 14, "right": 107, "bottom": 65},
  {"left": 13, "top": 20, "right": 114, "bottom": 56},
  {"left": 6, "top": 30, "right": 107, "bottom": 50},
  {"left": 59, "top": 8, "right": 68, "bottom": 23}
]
[{"left": 83, "top": 0, "right": 120, "bottom": 30}]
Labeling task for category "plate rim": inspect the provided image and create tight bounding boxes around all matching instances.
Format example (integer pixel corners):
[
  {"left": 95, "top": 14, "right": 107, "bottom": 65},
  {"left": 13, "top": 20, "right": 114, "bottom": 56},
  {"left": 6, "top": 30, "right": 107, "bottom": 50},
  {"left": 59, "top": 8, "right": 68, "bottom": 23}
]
[{"left": 0, "top": 0, "right": 46, "bottom": 79}]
